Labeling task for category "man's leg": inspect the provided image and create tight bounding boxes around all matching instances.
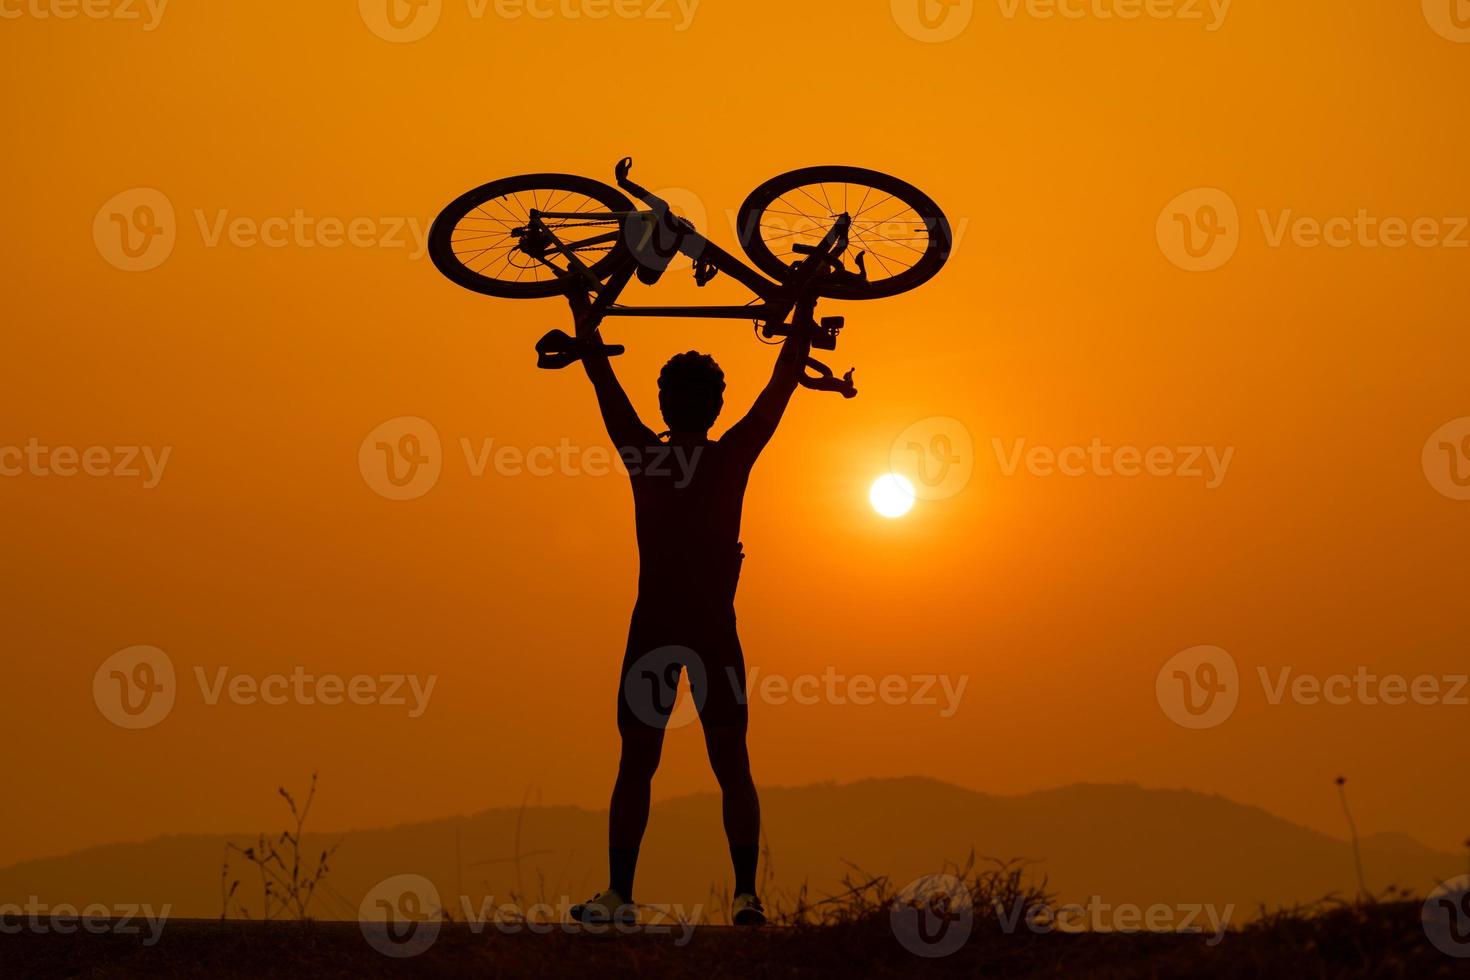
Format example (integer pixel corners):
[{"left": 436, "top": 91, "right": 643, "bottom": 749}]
[
  {"left": 702, "top": 720, "right": 760, "bottom": 896},
  {"left": 697, "top": 629, "right": 760, "bottom": 899},
  {"left": 607, "top": 724, "right": 665, "bottom": 899},
  {"left": 607, "top": 632, "right": 680, "bottom": 903}
]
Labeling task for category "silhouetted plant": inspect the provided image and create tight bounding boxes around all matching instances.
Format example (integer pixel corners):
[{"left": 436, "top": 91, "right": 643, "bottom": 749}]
[
  {"left": 220, "top": 772, "right": 339, "bottom": 921},
  {"left": 738, "top": 850, "right": 1052, "bottom": 930},
  {"left": 1335, "top": 775, "right": 1370, "bottom": 900}
]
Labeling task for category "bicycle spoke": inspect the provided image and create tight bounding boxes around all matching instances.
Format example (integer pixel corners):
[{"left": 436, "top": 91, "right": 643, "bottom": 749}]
[
  {"left": 456, "top": 240, "right": 520, "bottom": 262},
  {"left": 849, "top": 192, "right": 899, "bottom": 223},
  {"left": 816, "top": 182, "right": 835, "bottom": 215},
  {"left": 852, "top": 227, "right": 929, "bottom": 257},
  {"left": 853, "top": 237, "right": 900, "bottom": 277},
  {"left": 793, "top": 185, "right": 831, "bottom": 215}
]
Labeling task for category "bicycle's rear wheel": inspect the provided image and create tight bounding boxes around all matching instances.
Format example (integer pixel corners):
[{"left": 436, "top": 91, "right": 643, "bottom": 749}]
[
  {"left": 736, "top": 167, "right": 952, "bottom": 300},
  {"left": 429, "top": 174, "right": 635, "bottom": 299}
]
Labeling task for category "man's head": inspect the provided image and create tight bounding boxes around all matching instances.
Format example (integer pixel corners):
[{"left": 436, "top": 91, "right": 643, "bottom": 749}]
[{"left": 658, "top": 351, "right": 725, "bottom": 435}]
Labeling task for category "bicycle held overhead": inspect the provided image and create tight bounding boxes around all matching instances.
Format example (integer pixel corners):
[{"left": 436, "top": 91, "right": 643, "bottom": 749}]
[{"left": 428, "top": 157, "right": 953, "bottom": 396}]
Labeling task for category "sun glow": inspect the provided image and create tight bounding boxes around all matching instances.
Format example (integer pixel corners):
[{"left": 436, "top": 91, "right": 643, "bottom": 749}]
[{"left": 870, "top": 474, "right": 916, "bottom": 519}]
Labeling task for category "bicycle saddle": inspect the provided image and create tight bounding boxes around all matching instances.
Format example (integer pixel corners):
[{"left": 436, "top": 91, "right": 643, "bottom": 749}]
[{"left": 534, "top": 328, "right": 625, "bottom": 370}]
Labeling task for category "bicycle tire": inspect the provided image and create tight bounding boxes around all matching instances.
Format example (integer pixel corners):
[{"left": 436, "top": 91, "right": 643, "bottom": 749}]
[
  {"left": 736, "top": 166, "right": 952, "bottom": 300},
  {"left": 429, "top": 174, "right": 636, "bottom": 299}
]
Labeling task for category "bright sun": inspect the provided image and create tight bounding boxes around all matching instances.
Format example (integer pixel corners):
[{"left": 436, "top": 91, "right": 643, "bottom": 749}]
[{"left": 869, "top": 474, "right": 916, "bottom": 519}]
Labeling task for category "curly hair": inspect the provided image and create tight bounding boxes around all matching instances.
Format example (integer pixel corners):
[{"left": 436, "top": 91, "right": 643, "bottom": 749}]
[{"left": 658, "top": 351, "right": 726, "bottom": 434}]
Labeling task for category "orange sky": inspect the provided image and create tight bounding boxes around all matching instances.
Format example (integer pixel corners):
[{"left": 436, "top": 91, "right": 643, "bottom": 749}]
[{"left": 3, "top": 1, "right": 1468, "bottom": 868}]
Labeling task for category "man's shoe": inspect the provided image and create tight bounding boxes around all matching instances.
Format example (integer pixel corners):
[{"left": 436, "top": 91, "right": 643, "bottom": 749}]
[
  {"left": 732, "top": 892, "right": 766, "bottom": 926},
  {"left": 570, "top": 890, "right": 636, "bottom": 925}
]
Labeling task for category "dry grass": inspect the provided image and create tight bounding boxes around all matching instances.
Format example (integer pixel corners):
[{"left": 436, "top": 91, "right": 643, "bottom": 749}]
[{"left": 9, "top": 870, "right": 1461, "bottom": 979}]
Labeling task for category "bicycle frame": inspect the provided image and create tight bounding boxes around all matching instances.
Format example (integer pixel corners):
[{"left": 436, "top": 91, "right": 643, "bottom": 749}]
[{"left": 522, "top": 160, "right": 856, "bottom": 350}]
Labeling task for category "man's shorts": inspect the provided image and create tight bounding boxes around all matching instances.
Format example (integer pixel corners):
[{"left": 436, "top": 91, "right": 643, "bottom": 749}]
[{"left": 616, "top": 605, "right": 748, "bottom": 733}]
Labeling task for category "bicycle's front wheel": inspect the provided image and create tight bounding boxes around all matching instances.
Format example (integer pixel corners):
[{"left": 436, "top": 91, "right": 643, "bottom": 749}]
[
  {"left": 429, "top": 174, "right": 635, "bottom": 299},
  {"left": 736, "top": 167, "right": 952, "bottom": 300}
]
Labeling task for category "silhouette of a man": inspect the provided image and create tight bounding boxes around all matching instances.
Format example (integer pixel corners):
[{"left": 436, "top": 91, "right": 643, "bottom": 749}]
[{"left": 565, "top": 288, "right": 810, "bottom": 928}]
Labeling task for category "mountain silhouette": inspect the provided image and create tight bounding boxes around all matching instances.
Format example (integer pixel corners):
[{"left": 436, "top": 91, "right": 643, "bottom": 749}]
[{"left": 1, "top": 779, "right": 1457, "bottom": 920}]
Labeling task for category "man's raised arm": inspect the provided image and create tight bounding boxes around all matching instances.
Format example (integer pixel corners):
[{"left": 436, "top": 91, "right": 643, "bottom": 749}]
[
  {"left": 724, "top": 329, "right": 812, "bottom": 459},
  {"left": 570, "top": 290, "right": 656, "bottom": 451}
]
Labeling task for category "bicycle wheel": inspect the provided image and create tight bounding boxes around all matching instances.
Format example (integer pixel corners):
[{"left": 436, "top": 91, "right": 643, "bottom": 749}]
[
  {"left": 429, "top": 174, "right": 636, "bottom": 299},
  {"left": 736, "top": 166, "right": 952, "bottom": 300}
]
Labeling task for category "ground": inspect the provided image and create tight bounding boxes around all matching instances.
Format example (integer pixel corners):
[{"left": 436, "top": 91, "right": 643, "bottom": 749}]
[{"left": 6, "top": 900, "right": 1467, "bottom": 979}]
